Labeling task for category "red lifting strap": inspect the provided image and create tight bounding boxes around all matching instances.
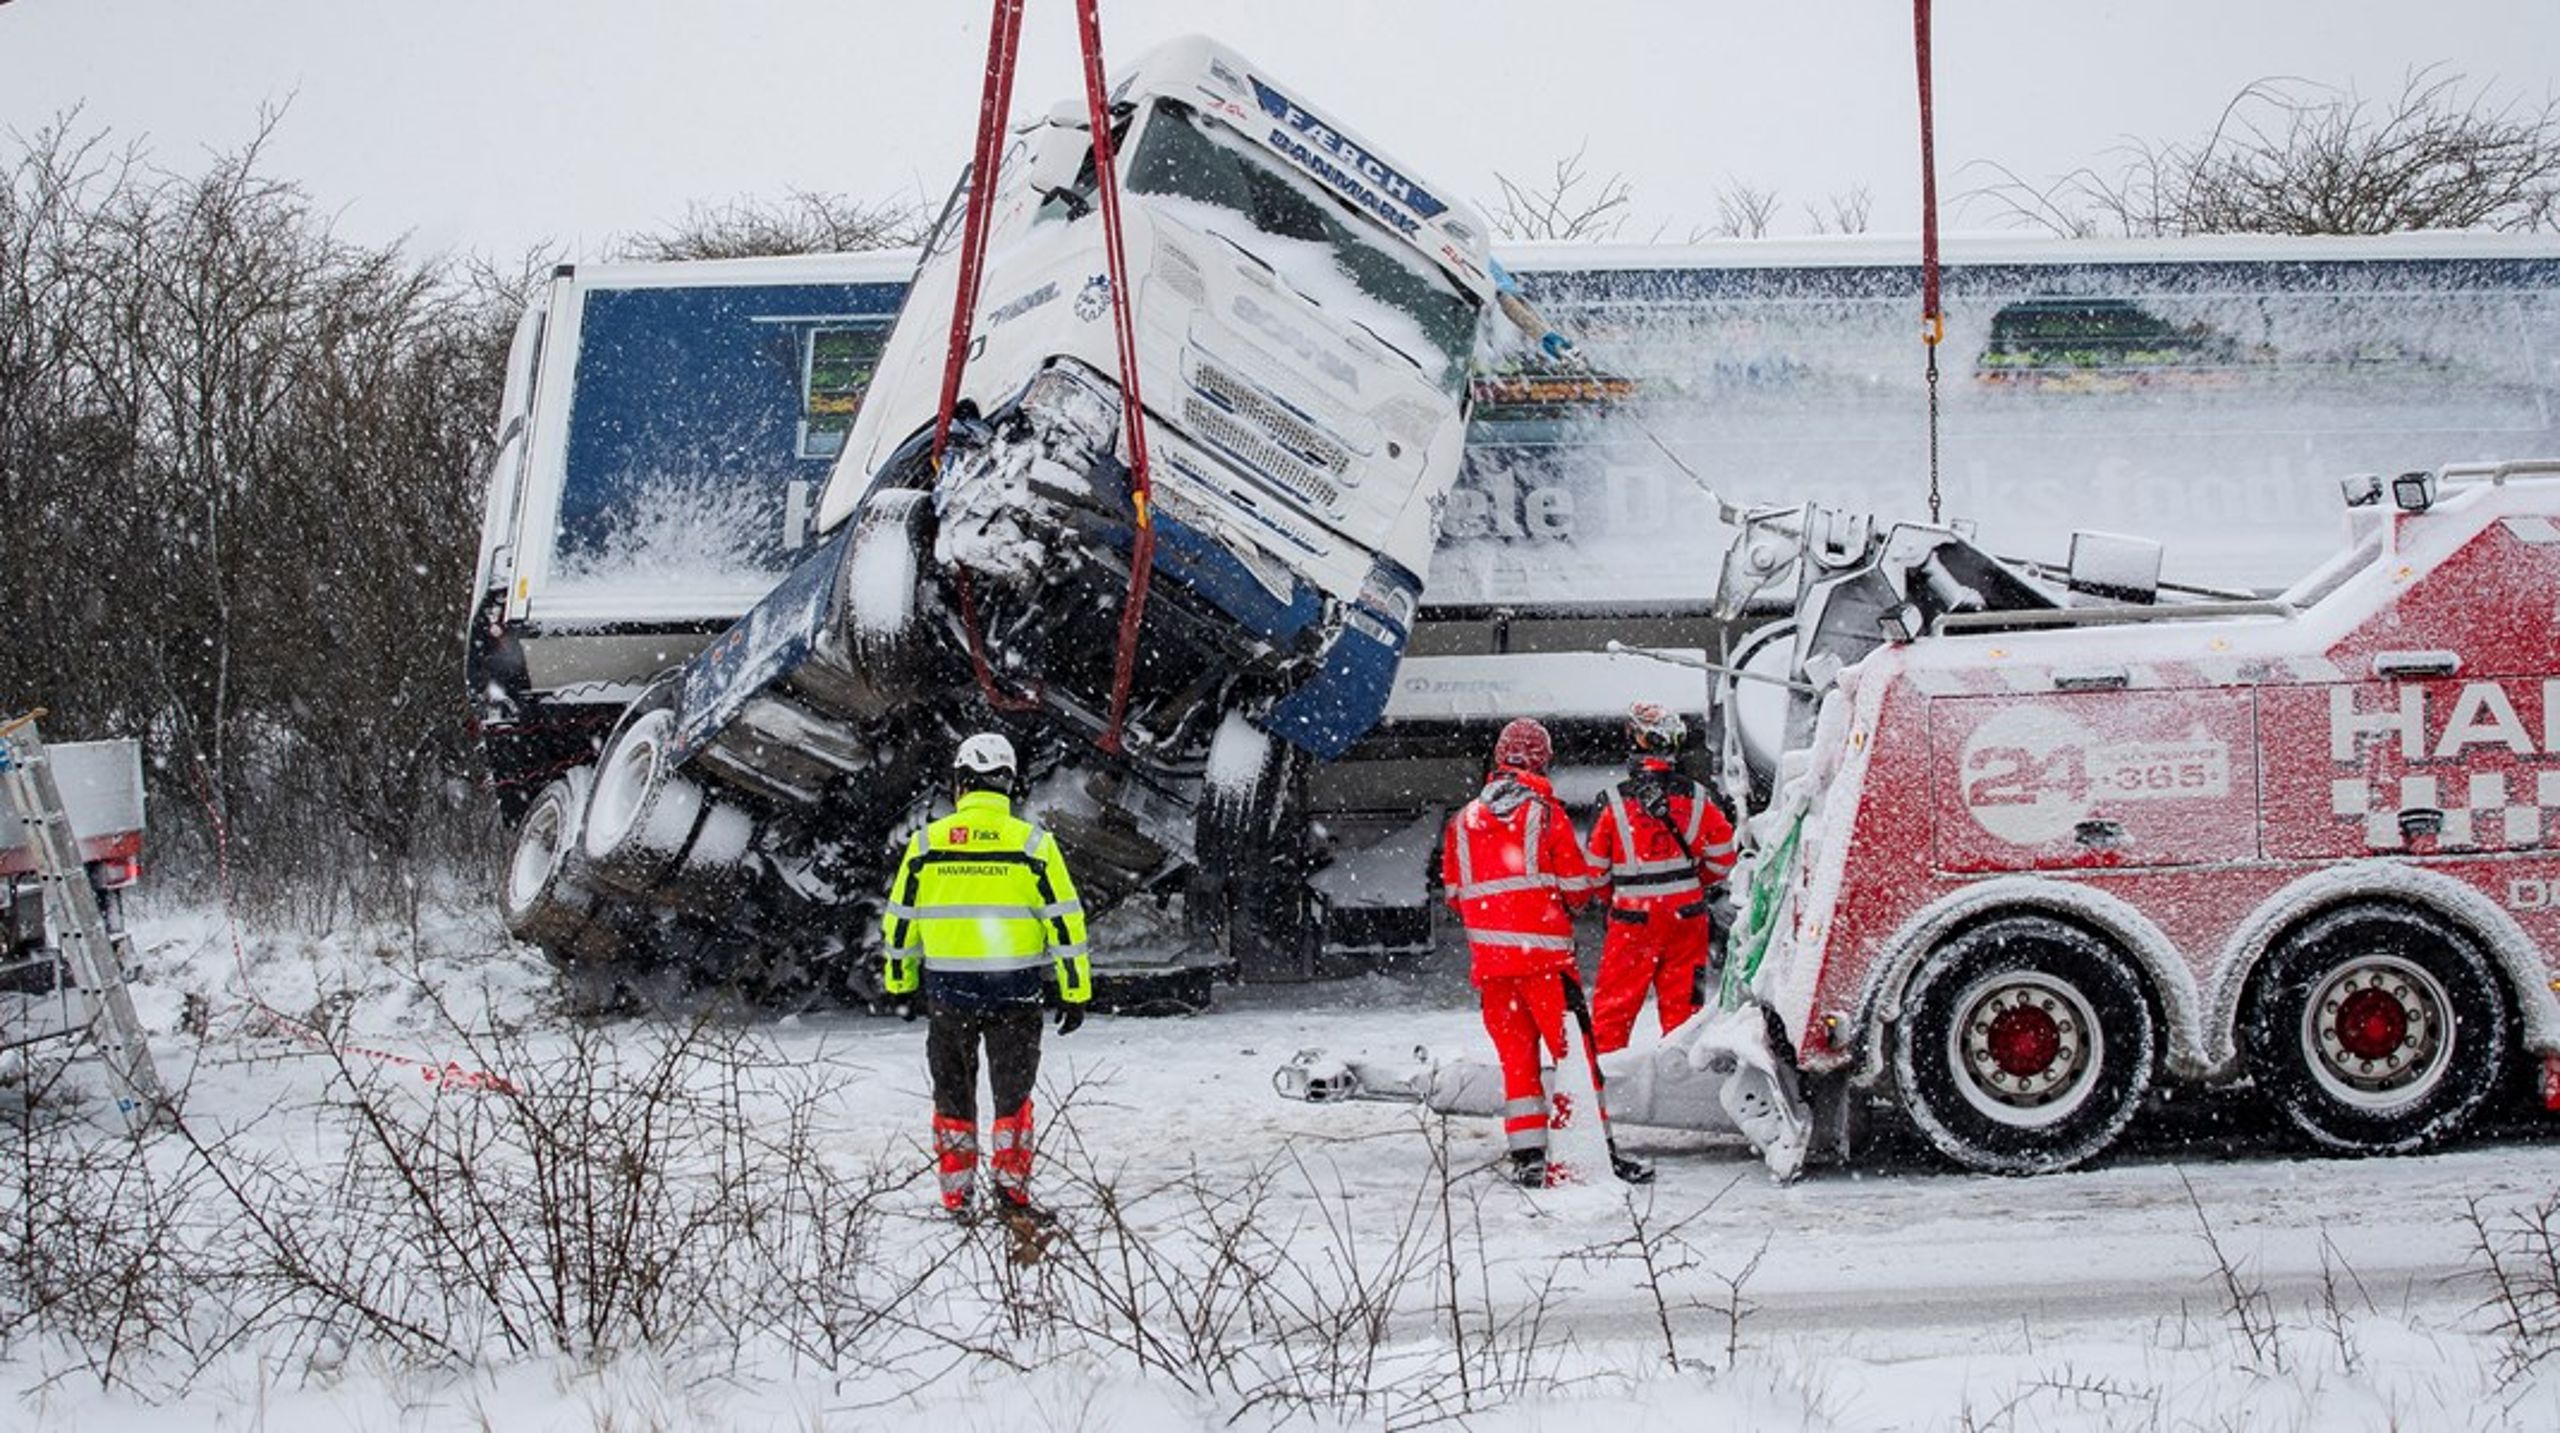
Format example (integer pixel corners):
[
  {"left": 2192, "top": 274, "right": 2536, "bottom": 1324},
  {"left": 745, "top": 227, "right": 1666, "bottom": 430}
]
[
  {"left": 1074, "top": 0, "right": 1157, "bottom": 754},
  {"left": 931, "top": 0, "right": 1159, "bottom": 747}
]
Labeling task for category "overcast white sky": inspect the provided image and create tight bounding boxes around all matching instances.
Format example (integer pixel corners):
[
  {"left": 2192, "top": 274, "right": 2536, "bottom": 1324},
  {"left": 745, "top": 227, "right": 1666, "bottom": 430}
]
[{"left": 3, "top": 1, "right": 2554, "bottom": 260}]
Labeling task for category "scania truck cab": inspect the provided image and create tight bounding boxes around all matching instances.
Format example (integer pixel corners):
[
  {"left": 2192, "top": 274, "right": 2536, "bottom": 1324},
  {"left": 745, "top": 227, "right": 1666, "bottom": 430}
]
[{"left": 817, "top": 34, "right": 1494, "bottom": 771}]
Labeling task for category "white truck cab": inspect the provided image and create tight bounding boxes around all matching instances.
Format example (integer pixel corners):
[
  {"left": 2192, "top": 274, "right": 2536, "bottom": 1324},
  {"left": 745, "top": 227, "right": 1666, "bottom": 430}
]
[{"left": 817, "top": 34, "right": 1496, "bottom": 765}]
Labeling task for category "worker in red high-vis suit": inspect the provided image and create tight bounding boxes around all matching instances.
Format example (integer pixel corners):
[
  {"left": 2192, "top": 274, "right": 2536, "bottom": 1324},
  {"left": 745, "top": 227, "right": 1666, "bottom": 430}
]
[
  {"left": 1584, "top": 702, "right": 1737, "bottom": 1054},
  {"left": 1441, "top": 717, "right": 1648, "bottom": 1187}
]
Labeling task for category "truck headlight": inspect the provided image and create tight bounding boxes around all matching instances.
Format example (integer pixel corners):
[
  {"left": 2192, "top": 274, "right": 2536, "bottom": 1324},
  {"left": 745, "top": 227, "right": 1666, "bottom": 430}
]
[
  {"left": 1020, "top": 362, "right": 1122, "bottom": 457},
  {"left": 1351, "top": 565, "right": 1419, "bottom": 644}
]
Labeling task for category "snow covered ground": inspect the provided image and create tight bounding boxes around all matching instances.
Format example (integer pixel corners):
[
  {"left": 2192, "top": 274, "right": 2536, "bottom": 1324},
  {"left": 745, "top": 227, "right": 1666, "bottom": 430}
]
[{"left": 6, "top": 900, "right": 2558, "bottom": 1430}]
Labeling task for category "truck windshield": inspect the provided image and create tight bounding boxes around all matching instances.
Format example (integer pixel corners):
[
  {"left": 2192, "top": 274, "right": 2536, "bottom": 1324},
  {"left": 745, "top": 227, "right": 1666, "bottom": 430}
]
[{"left": 1127, "top": 99, "right": 1478, "bottom": 393}]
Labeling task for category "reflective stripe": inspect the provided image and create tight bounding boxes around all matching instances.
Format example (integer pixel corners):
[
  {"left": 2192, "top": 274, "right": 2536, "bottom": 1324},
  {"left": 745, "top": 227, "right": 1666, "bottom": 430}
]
[
  {"left": 1047, "top": 943, "right": 1090, "bottom": 961},
  {"left": 1503, "top": 1096, "right": 1546, "bottom": 1119},
  {"left": 1610, "top": 856, "right": 1694, "bottom": 878},
  {"left": 1468, "top": 930, "right": 1577, "bottom": 951},
  {"left": 1555, "top": 872, "right": 1606, "bottom": 891},
  {"left": 1506, "top": 1125, "right": 1549, "bottom": 1151},
  {"left": 883, "top": 902, "right": 921, "bottom": 920},
  {"left": 1036, "top": 901, "right": 1083, "bottom": 919},
  {"left": 904, "top": 903, "right": 1044, "bottom": 921},
  {"left": 1523, "top": 804, "right": 1545, "bottom": 876},
  {"left": 1683, "top": 789, "right": 1709, "bottom": 846},
  {"left": 1616, "top": 877, "right": 1705, "bottom": 899},
  {"left": 1454, "top": 809, "right": 1477, "bottom": 888},
  {"left": 921, "top": 952, "right": 1055, "bottom": 974},
  {"left": 1700, "top": 840, "right": 1737, "bottom": 858},
  {"left": 1453, "top": 875, "right": 1550, "bottom": 899}
]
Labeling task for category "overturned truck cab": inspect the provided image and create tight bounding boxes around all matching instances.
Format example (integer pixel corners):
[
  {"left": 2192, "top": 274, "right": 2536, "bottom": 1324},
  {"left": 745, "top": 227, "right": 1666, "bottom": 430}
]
[{"left": 477, "top": 35, "right": 1496, "bottom": 1005}]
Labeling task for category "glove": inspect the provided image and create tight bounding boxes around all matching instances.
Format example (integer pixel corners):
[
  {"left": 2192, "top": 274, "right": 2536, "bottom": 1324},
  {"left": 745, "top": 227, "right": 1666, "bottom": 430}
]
[
  {"left": 895, "top": 997, "right": 919, "bottom": 1023},
  {"left": 1053, "top": 1003, "right": 1085, "bottom": 1036}
]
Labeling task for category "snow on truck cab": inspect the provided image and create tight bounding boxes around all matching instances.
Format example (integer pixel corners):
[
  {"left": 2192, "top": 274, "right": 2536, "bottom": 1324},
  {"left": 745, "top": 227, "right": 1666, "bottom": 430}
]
[
  {"left": 813, "top": 33, "right": 1494, "bottom": 763},
  {"left": 1710, "top": 457, "right": 2560, "bottom": 1175},
  {"left": 478, "top": 36, "right": 1494, "bottom": 1004}
]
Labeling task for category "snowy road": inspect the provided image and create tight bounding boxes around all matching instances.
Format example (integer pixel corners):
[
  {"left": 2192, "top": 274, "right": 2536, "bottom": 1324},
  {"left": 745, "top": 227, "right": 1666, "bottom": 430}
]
[{"left": 16, "top": 912, "right": 2557, "bottom": 1429}]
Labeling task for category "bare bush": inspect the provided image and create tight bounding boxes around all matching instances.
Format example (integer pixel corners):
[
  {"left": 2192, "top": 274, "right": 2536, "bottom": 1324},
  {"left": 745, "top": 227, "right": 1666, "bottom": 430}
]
[
  {"left": 1805, "top": 186, "right": 1873, "bottom": 236},
  {"left": 616, "top": 189, "right": 928, "bottom": 261},
  {"left": 1487, "top": 145, "right": 1634, "bottom": 243},
  {"left": 1712, "top": 181, "right": 1781, "bottom": 240},
  {"left": 2465, "top": 1192, "right": 2560, "bottom": 1385},
  {"left": 0, "top": 111, "right": 518, "bottom": 915},
  {"left": 1975, "top": 66, "right": 2560, "bottom": 237}
]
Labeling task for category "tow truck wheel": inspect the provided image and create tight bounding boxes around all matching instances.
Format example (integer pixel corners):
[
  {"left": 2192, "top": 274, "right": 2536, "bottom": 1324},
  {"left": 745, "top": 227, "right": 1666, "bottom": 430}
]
[
  {"left": 1894, "top": 915, "right": 2156, "bottom": 1175},
  {"left": 2244, "top": 905, "right": 2512, "bottom": 1155}
]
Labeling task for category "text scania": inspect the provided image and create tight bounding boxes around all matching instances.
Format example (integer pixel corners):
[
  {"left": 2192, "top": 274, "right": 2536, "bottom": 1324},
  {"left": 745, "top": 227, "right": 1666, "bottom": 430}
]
[
  {"left": 1231, "top": 293, "right": 1359, "bottom": 392},
  {"left": 2329, "top": 680, "right": 2560, "bottom": 761}
]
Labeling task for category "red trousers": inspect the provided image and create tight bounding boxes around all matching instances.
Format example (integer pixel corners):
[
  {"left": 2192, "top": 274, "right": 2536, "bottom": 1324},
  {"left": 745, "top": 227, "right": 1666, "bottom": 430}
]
[
  {"left": 1590, "top": 907, "right": 1710, "bottom": 1055},
  {"left": 1477, "top": 972, "right": 1615, "bottom": 1157}
]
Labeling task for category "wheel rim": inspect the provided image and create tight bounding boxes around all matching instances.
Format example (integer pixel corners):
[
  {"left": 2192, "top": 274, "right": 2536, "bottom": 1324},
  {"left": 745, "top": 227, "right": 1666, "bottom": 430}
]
[
  {"left": 585, "top": 710, "right": 671, "bottom": 858},
  {"left": 506, "top": 795, "right": 568, "bottom": 915},
  {"left": 1945, "top": 970, "right": 2104, "bottom": 1128},
  {"left": 2299, "top": 952, "right": 2453, "bottom": 1110}
]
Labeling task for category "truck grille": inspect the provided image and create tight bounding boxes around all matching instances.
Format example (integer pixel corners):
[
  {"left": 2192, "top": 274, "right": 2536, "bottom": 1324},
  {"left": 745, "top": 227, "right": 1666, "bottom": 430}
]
[{"left": 1185, "top": 361, "right": 1352, "bottom": 516}]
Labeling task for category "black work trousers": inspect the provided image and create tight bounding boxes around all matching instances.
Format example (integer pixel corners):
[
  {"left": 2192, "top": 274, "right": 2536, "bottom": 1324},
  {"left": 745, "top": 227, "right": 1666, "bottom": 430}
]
[{"left": 925, "top": 1004, "right": 1044, "bottom": 1122}]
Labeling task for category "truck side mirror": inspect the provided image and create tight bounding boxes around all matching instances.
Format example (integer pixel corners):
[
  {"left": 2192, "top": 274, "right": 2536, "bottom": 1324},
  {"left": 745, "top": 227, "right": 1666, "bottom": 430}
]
[{"left": 1025, "top": 122, "right": 1091, "bottom": 206}]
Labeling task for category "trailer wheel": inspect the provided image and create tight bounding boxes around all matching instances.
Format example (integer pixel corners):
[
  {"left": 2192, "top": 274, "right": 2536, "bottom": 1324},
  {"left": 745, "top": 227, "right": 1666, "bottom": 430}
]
[
  {"left": 1894, "top": 915, "right": 2155, "bottom": 1175},
  {"left": 1196, "top": 713, "right": 1320, "bottom": 982},
  {"left": 501, "top": 768, "right": 626, "bottom": 965},
  {"left": 2244, "top": 904, "right": 2512, "bottom": 1155}
]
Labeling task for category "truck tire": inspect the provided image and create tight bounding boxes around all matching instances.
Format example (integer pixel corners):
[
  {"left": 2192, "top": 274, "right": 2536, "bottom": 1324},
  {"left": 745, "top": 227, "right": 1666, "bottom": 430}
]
[
  {"left": 1197, "top": 713, "right": 1320, "bottom": 982},
  {"left": 830, "top": 488, "right": 939, "bottom": 721},
  {"left": 1893, "top": 915, "right": 2156, "bottom": 1175},
  {"left": 2243, "top": 904, "right": 2512, "bottom": 1156},
  {"left": 581, "top": 705, "right": 758, "bottom": 901},
  {"left": 501, "top": 767, "right": 626, "bottom": 965}
]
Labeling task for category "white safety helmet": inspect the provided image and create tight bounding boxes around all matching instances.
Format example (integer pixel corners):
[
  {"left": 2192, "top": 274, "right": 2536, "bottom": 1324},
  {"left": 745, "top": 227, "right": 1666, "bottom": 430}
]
[
  {"left": 953, "top": 732, "right": 1018, "bottom": 787},
  {"left": 1626, "top": 701, "right": 1687, "bottom": 755}
]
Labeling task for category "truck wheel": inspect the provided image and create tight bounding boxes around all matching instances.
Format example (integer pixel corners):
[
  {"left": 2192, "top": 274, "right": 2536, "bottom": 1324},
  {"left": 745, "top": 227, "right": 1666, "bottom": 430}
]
[
  {"left": 1893, "top": 915, "right": 2156, "bottom": 1175},
  {"left": 831, "top": 488, "right": 940, "bottom": 720},
  {"left": 2243, "top": 905, "right": 2512, "bottom": 1155},
  {"left": 582, "top": 706, "right": 757, "bottom": 900},
  {"left": 502, "top": 768, "right": 625, "bottom": 965},
  {"left": 1197, "top": 713, "right": 1320, "bottom": 982}
]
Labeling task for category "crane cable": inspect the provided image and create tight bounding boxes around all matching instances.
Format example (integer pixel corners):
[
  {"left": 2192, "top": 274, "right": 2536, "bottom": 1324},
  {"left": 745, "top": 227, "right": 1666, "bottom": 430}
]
[
  {"left": 1915, "top": 0, "right": 1946, "bottom": 525},
  {"left": 929, "top": 0, "right": 1159, "bottom": 750}
]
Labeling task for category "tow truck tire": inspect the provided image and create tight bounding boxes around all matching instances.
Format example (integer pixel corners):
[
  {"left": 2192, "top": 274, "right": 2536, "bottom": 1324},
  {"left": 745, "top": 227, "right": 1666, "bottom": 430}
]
[
  {"left": 501, "top": 767, "right": 626, "bottom": 965},
  {"left": 1894, "top": 915, "right": 2156, "bottom": 1175},
  {"left": 2243, "top": 904, "right": 2512, "bottom": 1156},
  {"left": 1198, "top": 714, "right": 1320, "bottom": 983},
  {"left": 834, "top": 488, "right": 938, "bottom": 720}
]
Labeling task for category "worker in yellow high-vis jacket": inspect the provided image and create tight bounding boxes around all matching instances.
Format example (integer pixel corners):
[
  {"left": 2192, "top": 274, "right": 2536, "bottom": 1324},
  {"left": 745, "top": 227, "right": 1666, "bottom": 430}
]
[{"left": 882, "top": 732, "right": 1091, "bottom": 1224}]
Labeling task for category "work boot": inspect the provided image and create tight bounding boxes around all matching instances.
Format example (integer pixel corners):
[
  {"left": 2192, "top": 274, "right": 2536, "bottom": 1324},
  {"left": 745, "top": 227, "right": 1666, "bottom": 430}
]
[
  {"left": 995, "top": 1189, "right": 1055, "bottom": 1228},
  {"left": 1508, "top": 1150, "right": 1549, "bottom": 1189},
  {"left": 1611, "top": 1152, "right": 1656, "bottom": 1186}
]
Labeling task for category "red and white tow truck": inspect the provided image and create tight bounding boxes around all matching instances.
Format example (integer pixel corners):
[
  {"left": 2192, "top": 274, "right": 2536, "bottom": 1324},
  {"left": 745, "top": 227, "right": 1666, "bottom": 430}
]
[{"left": 1280, "top": 459, "right": 2560, "bottom": 1179}]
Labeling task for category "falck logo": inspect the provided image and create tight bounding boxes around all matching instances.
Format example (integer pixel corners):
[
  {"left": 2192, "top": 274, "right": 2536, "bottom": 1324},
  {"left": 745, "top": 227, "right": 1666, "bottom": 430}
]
[{"left": 1074, "top": 274, "right": 1111, "bottom": 322}]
